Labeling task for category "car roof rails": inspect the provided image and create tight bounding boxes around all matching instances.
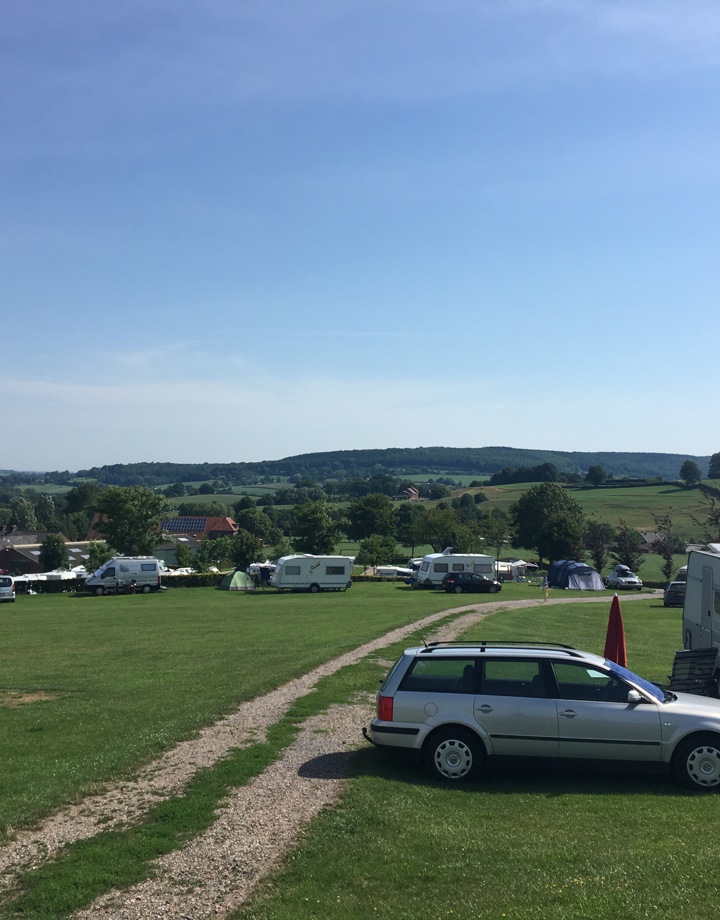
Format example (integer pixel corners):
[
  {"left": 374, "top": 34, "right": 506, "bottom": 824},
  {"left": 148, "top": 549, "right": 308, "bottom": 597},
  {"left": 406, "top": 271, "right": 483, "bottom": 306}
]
[{"left": 420, "top": 641, "right": 583, "bottom": 656}]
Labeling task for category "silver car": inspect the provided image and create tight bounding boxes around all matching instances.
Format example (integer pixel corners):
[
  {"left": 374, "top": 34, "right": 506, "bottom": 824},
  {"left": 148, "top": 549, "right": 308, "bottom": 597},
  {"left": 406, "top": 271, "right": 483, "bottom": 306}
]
[
  {"left": 366, "top": 642, "right": 720, "bottom": 791},
  {"left": 605, "top": 566, "right": 643, "bottom": 591},
  {"left": 0, "top": 575, "right": 16, "bottom": 603}
]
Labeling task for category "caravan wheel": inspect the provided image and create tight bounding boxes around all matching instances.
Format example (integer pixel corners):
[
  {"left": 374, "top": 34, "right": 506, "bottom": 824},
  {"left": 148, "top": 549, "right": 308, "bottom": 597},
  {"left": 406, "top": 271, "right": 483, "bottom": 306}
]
[
  {"left": 142, "top": 585, "right": 151, "bottom": 594},
  {"left": 308, "top": 583, "right": 320, "bottom": 593}
]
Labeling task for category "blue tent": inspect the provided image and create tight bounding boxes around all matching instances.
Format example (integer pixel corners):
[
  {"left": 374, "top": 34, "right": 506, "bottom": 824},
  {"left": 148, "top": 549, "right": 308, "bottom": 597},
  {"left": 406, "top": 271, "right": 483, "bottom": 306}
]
[{"left": 547, "top": 560, "right": 604, "bottom": 591}]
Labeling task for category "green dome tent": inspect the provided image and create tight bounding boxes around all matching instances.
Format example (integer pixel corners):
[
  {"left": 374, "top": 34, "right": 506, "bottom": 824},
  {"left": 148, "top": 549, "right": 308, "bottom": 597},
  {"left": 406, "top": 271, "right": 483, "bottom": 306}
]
[{"left": 218, "top": 570, "right": 255, "bottom": 591}]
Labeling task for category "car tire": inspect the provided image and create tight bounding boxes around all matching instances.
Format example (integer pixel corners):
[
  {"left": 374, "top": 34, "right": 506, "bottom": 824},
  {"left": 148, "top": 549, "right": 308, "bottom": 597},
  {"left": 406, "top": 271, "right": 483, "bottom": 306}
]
[
  {"left": 673, "top": 733, "right": 720, "bottom": 791},
  {"left": 424, "top": 728, "right": 483, "bottom": 782},
  {"left": 453, "top": 585, "right": 463, "bottom": 594},
  {"left": 142, "top": 585, "right": 151, "bottom": 594},
  {"left": 95, "top": 586, "right": 105, "bottom": 596},
  {"left": 488, "top": 585, "right": 499, "bottom": 594}
]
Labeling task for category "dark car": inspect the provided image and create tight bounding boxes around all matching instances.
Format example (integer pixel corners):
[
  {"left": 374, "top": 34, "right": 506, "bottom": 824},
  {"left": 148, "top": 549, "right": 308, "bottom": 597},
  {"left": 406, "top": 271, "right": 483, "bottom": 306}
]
[
  {"left": 664, "top": 581, "right": 686, "bottom": 608},
  {"left": 441, "top": 572, "right": 502, "bottom": 594}
]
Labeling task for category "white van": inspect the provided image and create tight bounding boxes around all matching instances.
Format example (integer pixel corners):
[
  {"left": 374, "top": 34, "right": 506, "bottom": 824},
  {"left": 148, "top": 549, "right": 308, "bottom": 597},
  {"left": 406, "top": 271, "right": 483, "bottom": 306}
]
[
  {"left": 682, "top": 546, "right": 720, "bottom": 693},
  {"left": 85, "top": 557, "right": 163, "bottom": 595},
  {"left": 412, "top": 548, "right": 495, "bottom": 589},
  {"left": 270, "top": 555, "right": 354, "bottom": 593},
  {"left": 0, "top": 574, "right": 15, "bottom": 603}
]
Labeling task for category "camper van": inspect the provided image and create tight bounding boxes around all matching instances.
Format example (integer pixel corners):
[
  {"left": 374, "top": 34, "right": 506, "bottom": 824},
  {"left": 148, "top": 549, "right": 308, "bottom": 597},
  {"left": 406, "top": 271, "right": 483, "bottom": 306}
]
[
  {"left": 85, "top": 557, "right": 164, "bottom": 595},
  {"left": 682, "top": 546, "right": 720, "bottom": 689},
  {"left": 411, "top": 549, "right": 495, "bottom": 589},
  {"left": 269, "top": 555, "right": 354, "bottom": 593}
]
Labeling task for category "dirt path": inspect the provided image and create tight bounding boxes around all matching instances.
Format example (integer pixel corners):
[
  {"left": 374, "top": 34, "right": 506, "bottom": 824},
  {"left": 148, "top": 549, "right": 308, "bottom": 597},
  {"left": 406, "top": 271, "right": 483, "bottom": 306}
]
[{"left": 0, "top": 593, "right": 656, "bottom": 917}]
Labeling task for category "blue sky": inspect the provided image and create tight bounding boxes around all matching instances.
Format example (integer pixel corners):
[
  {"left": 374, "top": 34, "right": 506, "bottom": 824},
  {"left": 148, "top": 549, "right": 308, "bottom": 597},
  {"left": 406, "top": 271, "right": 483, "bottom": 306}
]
[{"left": 2, "top": 1, "right": 718, "bottom": 471}]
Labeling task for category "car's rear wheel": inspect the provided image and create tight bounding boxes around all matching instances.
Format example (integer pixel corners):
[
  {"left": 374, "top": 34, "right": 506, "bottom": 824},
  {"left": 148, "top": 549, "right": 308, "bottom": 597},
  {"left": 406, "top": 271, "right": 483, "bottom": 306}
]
[
  {"left": 453, "top": 585, "right": 463, "bottom": 594},
  {"left": 424, "top": 728, "right": 482, "bottom": 782},
  {"left": 673, "top": 733, "right": 720, "bottom": 791}
]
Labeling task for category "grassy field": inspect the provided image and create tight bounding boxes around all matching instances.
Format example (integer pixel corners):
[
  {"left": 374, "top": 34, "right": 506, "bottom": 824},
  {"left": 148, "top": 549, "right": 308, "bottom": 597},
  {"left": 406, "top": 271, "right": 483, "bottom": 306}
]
[
  {"left": 237, "top": 596, "right": 719, "bottom": 920},
  {"left": 2, "top": 583, "right": 712, "bottom": 920}
]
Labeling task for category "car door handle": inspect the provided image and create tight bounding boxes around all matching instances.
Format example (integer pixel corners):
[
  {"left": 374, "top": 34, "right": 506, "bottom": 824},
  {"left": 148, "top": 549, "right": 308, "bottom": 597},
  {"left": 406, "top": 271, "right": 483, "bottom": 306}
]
[
  {"left": 559, "top": 709, "right": 577, "bottom": 719},
  {"left": 476, "top": 704, "right": 494, "bottom": 714}
]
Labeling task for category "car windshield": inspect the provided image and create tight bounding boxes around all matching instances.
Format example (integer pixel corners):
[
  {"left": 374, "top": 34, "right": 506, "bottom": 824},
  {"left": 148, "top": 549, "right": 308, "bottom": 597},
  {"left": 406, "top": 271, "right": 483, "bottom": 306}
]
[{"left": 604, "top": 660, "right": 665, "bottom": 702}]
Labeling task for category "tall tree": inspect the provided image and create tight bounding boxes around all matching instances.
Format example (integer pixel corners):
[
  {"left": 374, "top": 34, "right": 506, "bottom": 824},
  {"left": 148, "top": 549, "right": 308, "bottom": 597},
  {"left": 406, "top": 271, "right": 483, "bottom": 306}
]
[
  {"left": 345, "top": 494, "right": 397, "bottom": 541},
  {"left": 709, "top": 452, "right": 720, "bottom": 480},
  {"left": 680, "top": 460, "right": 702, "bottom": 487},
  {"left": 39, "top": 534, "right": 69, "bottom": 571},
  {"left": 356, "top": 534, "right": 397, "bottom": 569},
  {"left": 510, "top": 483, "right": 585, "bottom": 568},
  {"left": 292, "top": 501, "right": 341, "bottom": 555},
  {"left": 610, "top": 520, "right": 645, "bottom": 572},
  {"left": 94, "top": 486, "right": 169, "bottom": 555},
  {"left": 584, "top": 520, "right": 615, "bottom": 574}
]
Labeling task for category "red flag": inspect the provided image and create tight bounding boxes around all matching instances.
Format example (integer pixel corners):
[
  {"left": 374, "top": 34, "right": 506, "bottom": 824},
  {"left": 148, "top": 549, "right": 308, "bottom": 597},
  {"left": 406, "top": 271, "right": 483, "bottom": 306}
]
[{"left": 604, "top": 594, "right": 627, "bottom": 667}]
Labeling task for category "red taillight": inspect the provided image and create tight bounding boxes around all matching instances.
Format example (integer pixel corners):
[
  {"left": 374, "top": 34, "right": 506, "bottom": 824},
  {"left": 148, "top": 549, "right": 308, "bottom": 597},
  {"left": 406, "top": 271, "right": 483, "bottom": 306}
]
[{"left": 377, "top": 695, "right": 394, "bottom": 721}]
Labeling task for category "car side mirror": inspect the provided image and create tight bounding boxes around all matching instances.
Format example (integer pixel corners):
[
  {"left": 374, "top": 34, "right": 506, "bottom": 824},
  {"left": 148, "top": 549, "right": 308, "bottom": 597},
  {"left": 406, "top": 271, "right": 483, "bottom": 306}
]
[{"left": 627, "top": 689, "right": 643, "bottom": 703}]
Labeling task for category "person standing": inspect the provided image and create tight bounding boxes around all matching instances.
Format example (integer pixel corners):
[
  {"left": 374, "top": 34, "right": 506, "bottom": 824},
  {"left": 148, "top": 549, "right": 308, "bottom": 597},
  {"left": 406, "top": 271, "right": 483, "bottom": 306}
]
[{"left": 542, "top": 576, "right": 549, "bottom": 602}]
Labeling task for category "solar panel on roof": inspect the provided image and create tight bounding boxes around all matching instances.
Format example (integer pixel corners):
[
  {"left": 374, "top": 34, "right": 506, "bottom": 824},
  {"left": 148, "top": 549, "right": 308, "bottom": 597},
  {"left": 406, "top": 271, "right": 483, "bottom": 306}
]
[{"left": 162, "top": 517, "right": 208, "bottom": 533}]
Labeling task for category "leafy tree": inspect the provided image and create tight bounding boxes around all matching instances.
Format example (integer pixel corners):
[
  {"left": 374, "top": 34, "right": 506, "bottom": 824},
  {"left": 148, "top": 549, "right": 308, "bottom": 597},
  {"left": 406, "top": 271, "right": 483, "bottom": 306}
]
[
  {"left": 481, "top": 511, "right": 513, "bottom": 567},
  {"left": 345, "top": 494, "right": 397, "bottom": 541},
  {"left": 610, "top": 520, "right": 645, "bottom": 572},
  {"left": 680, "top": 460, "right": 702, "bottom": 487},
  {"left": 412, "top": 506, "right": 466, "bottom": 553},
  {"left": 691, "top": 496, "right": 720, "bottom": 544},
  {"left": 233, "top": 507, "right": 275, "bottom": 541},
  {"left": 94, "top": 486, "right": 169, "bottom": 555},
  {"left": 292, "top": 501, "right": 342, "bottom": 555},
  {"left": 86, "top": 541, "right": 113, "bottom": 573},
  {"left": 585, "top": 465, "right": 608, "bottom": 486},
  {"left": 396, "top": 503, "right": 423, "bottom": 555},
  {"left": 230, "top": 530, "right": 265, "bottom": 570},
  {"left": 10, "top": 495, "right": 38, "bottom": 530},
  {"left": 356, "top": 534, "right": 397, "bottom": 568},
  {"left": 653, "top": 512, "right": 681, "bottom": 583},
  {"left": 584, "top": 520, "right": 615, "bottom": 573},
  {"left": 174, "top": 542, "right": 193, "bottom": 568},
  {"left": 39, "top": 534, "right": 69, "bottom": 571},
  {"left": 510, "top": 483, "right": 585, "bottom": 568},
  {"left": 708, "top": 452, "right": 720, "bottom": 480}
]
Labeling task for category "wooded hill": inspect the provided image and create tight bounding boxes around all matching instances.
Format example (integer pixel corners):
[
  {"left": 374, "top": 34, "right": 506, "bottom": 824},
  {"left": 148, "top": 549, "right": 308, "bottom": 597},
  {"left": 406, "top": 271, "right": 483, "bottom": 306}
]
[{"left": 56, "top": 446, "right": 709, "bottom": 487}]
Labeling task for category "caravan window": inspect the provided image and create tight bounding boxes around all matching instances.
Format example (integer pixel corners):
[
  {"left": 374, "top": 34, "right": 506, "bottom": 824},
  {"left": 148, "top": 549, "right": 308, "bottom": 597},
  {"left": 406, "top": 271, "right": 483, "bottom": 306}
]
[
  {"left": 433, "top": 563, "right": 449, "bottom": 574},
  {"left": 285, "top": 565, "right": 301, "bottom": 575},
  {"left": 141, "top": 563, "right": 157, "bottom": 572},
  {"left": 120, "top": 564, "right": 130, "bottom": 572},
  {"left": 472, "top": 563, "right": 493, "bottom": 574},
  {"left": 326, "top": 566, "right": 345, "bottom": 575}
]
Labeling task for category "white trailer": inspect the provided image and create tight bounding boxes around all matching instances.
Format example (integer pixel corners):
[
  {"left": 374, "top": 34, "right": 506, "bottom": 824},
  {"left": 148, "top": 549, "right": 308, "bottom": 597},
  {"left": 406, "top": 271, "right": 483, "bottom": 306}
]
[
  {"left": 682, "top": 547, "right": 720, "bottom": 651},
  {"left": 85, "top": 556, "right": 164, "bottom": 595},
  {"left": 269, "top": 554, "right": 354, "bottom": 593},
  {"left": 412, "top": 548, "right": 495, "bottom": 589}
]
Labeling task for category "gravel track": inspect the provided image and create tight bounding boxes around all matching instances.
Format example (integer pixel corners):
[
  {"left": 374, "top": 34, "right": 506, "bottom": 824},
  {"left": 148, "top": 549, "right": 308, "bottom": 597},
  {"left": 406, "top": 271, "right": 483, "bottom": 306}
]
[{"left": 0, "top": 593, "right": 655, "bottom": 918}]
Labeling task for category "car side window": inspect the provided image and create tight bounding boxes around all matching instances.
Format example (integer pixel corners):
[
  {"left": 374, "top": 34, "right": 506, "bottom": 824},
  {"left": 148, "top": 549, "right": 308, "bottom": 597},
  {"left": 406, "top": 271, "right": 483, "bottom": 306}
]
[
  {"left": 399, "top": 658, "right": 477, "bottom": 694},
  {"left": 479, "top": 658, "right": 547, "bottom": 697},
  {"left": 552, "top": 662, "right": 630, "bottom": 702}
]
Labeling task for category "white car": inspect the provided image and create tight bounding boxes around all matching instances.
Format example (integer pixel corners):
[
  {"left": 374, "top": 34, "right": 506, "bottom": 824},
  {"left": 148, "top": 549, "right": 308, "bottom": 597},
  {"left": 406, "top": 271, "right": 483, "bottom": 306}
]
[
  {"left": 605, "top": 567, "right": 643, "bottom": 591},
  {"left": 365, "top": 641, "right": 720, "bottom": 791}
]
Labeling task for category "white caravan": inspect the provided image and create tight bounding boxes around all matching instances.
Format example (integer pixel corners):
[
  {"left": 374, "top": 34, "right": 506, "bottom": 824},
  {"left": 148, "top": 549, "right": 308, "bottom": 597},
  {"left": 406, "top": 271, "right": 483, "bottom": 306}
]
[
  {"left": 412, "top": 548, "right": 495, "bottom": 589},
  {"left": 682, "top": 546, "right": 720, "bottom": 655},
  {"left": 270, "top": 555, "right": 354, "bottom": 593},
  {"left": 85, "top": 556, "right": 164, "bottom": 595}
]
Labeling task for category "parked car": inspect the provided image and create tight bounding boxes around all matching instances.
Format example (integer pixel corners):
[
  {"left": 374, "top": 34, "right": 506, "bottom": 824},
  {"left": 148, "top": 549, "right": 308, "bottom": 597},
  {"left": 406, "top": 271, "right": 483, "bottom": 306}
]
[
  {"left": 605, "top": 567, "right": 643, "bottom": 591},
  {"left": 0, "top": 575, "right": 15, "bottom": 603},
  {"left": 664, "top": 581, "right": 687, "bottom": 608},
  {"left": 365, "top": 641, "right": 720, "bottom": 791},
  {"left": 441, "top": 572, "right": 502, "bottom": 594}
]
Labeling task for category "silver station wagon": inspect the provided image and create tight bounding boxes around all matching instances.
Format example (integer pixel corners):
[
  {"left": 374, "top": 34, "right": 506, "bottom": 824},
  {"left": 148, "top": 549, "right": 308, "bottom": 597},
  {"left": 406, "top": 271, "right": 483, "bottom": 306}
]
[{"left": 365, "top": 642, "right": 720, "bottom": 791}]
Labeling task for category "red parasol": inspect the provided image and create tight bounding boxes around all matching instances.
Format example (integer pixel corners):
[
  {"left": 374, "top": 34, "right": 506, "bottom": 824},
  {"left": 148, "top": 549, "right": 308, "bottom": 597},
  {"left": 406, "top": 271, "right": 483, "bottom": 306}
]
[{"left": 603, "top": 594, "right": 627, "bottom": 667}]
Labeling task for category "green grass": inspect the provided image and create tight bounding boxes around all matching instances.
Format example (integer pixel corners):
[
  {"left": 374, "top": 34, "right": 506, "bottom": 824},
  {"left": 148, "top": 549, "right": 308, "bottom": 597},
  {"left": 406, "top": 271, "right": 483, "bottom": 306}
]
[
  {"left": 0, "top": 588, "right": 709, "bottom": 920},
  {"left": 0, "top": 584, "right": 467, "bottom": 836},
  {"left": 236, "top": 597, "right": 716, "bottom": 920}
]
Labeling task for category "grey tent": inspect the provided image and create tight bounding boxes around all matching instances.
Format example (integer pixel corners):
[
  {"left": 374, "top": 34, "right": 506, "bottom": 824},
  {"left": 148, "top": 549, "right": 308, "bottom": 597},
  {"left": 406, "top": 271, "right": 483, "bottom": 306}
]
[
  {"left": 547, "top": 560, "right": 604, "bottom": 591},
  {"left": 218, "top": 570, "right": 255, "bottom": 592}
]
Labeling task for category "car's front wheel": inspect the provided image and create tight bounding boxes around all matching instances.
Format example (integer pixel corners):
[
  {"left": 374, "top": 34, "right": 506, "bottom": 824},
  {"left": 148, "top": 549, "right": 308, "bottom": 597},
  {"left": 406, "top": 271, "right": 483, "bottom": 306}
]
[
  {"left": 673, "top": 733, "right": 720, "bottom": 791},
  {"left": 424, "top": 728, "right": 483, "bottom": 782},
  {"left": 488, "top": 585, "right": 499, "bottom": 594}
]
